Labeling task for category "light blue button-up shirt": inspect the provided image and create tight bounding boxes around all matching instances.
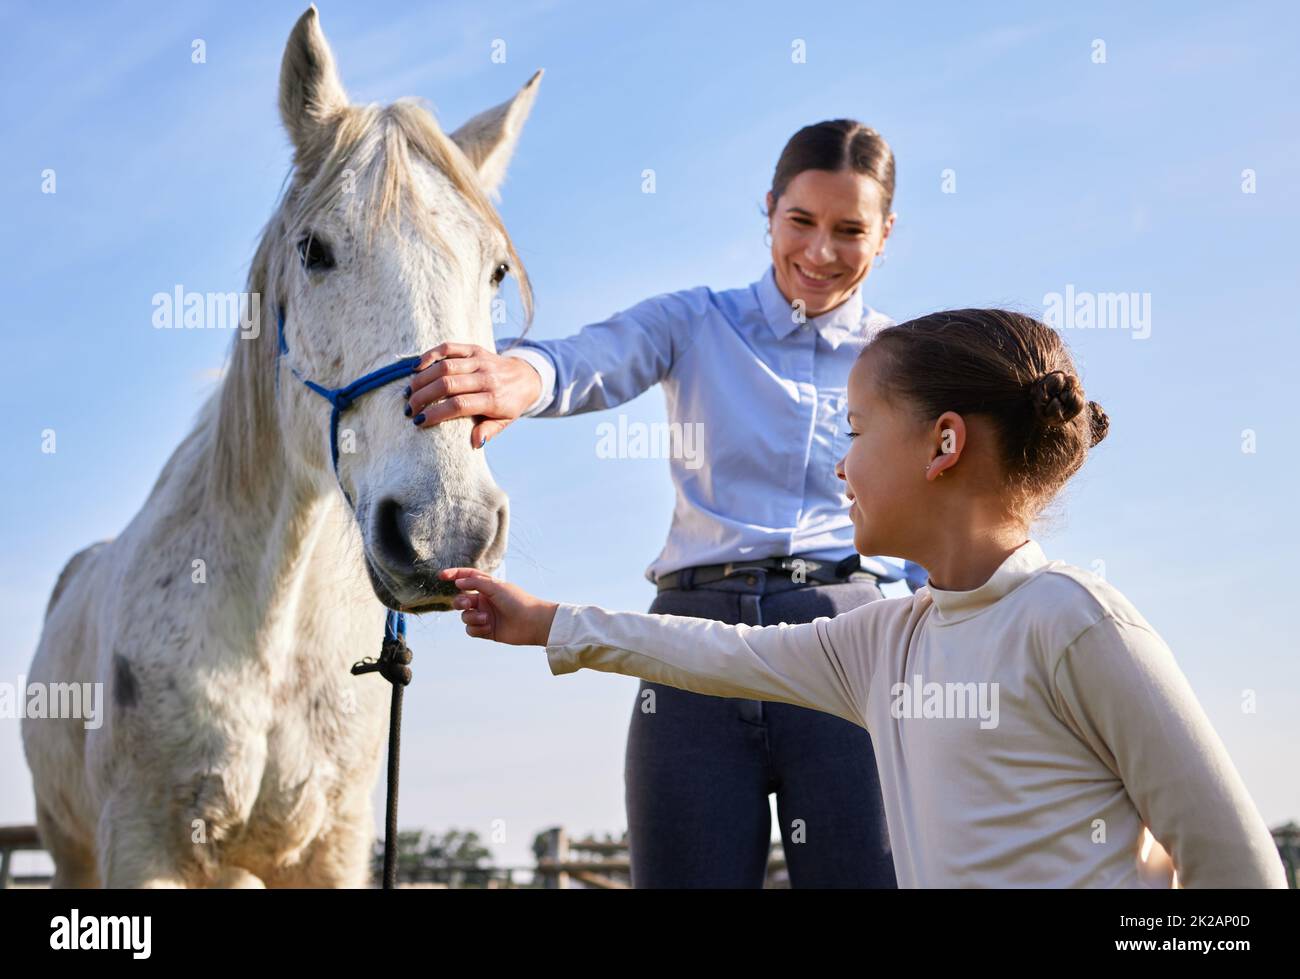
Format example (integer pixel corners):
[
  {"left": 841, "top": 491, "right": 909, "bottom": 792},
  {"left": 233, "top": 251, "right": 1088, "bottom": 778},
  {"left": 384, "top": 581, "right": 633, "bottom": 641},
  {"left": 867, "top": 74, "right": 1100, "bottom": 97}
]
[{"left": 496, "top": 263, "right": 926, "bottom": 589}]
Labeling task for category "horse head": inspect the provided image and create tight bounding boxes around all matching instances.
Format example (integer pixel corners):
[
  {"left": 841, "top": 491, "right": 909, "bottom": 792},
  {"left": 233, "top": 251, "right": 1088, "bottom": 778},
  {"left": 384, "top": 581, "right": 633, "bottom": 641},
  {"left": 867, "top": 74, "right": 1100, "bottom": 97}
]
[{"left": 261, "top": 7, "right": 540, "bottom": 611}]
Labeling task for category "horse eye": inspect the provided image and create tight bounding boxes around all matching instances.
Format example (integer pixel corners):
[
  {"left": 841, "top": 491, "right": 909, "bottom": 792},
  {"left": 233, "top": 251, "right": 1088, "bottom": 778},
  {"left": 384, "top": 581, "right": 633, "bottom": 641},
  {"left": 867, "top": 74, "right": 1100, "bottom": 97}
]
[
  {"left": 490, "top": 261, "right": 509, "bottom": 287},
  {"left": 297, "top": 234, "right": 335, "bottom": 272}
]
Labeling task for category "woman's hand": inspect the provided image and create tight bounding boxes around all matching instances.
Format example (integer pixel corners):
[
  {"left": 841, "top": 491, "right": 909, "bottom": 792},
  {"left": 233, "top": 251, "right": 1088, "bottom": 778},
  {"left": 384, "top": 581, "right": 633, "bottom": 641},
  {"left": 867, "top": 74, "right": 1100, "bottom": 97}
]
[
  {"left": 439, "top": 568, "right": 559, "bottom": 646},
  {"left": 404, "top": 343, "right": 543, "bottom": 447}
]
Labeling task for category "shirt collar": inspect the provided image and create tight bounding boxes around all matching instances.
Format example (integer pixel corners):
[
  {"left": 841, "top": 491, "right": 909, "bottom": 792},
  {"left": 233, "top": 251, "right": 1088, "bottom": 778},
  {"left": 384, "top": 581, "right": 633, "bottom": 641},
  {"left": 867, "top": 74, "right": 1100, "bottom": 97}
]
[
  {"left": 920, "top": 539, "right": 1051, "bottom": 624},
  {"left": 755, "top": 263, "right": 866, "bottom": 350}
]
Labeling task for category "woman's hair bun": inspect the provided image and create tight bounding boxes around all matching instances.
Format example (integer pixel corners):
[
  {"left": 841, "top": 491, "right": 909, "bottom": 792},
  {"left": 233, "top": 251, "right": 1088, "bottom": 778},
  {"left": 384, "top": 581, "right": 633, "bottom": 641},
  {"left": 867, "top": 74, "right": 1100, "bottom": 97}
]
[
  {"left": 1087, "top": 400, "right": 1110, "bottom": 447},
  {"left": 1028, "top": 370, "right": 1085, "bottom": 426}
]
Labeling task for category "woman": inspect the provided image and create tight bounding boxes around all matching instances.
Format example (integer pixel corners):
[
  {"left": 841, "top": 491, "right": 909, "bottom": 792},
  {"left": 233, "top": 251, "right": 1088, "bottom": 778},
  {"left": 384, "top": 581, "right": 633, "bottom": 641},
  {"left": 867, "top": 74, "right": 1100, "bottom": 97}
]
[
  {"left": 439, "top": 309, "right": 1286, "bottom": 889},
  {"left": 406, "top": 120, "right": 920, "bottom": 887}
]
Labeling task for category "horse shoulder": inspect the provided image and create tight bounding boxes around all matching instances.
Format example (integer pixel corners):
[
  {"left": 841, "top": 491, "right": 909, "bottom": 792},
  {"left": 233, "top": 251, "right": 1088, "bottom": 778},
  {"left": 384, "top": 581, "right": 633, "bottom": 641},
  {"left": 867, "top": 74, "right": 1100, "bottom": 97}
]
[{"left": 45, "top": 539, "right": 111, "bottom": 620}]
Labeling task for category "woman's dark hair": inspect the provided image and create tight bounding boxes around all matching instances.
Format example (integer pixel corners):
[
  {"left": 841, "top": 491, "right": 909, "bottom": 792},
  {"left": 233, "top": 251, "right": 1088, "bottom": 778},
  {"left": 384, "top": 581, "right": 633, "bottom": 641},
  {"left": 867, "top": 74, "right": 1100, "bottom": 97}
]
[
  {"left": 767, "top": 119, "right": 895, "bottom": 219},
  {"left": 865, "top": 309, "right": 1110, "bottom": 520}
]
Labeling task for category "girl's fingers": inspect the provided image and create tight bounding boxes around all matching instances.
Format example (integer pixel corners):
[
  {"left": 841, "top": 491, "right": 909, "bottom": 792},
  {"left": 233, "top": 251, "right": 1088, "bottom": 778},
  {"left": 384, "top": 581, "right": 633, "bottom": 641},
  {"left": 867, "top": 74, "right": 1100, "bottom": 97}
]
[
  {"left": 442, "top": 568, "right": 505, "bottom": 627},
  {"left": 449, "top": 572, "right": 500, "bottom": 596},
  {"left": 439, "top": 567, "right": 485, "bottom": 583}
]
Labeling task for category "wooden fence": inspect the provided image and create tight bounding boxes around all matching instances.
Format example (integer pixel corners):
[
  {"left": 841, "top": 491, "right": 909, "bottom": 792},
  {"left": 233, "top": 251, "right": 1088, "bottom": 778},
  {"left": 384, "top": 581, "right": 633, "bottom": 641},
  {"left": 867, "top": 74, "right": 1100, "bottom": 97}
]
[
  {"left": 4, "top": 821, "right": 1296, "bottom": 889},
  {"left": 0, "top": 825, "right": 45, "bottom": 888}
]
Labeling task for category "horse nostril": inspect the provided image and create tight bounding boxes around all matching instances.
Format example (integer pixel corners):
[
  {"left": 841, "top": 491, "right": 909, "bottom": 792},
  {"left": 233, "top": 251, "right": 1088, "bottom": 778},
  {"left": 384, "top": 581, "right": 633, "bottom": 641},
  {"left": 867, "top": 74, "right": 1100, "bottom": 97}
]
[{"left": 374, "top": 496, "right": 417, "bottom": 570}]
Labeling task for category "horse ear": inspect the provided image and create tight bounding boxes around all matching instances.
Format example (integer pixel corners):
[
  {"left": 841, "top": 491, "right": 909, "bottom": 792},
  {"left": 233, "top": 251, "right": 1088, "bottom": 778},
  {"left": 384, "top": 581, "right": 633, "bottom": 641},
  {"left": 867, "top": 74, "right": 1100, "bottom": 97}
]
[
  {"left": 450, "top": 70, "right": 543, "bottom": 201},
  {"left": 279, "top": 6, "right": 349, "bottom": 152}
]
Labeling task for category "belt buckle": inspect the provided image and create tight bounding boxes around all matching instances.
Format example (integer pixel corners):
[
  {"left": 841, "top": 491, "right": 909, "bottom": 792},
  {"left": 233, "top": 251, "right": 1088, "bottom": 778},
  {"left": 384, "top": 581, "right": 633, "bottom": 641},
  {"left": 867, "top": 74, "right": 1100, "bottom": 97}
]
[{"left": 834, "top": 554, "right": 861, "bottom": 578}]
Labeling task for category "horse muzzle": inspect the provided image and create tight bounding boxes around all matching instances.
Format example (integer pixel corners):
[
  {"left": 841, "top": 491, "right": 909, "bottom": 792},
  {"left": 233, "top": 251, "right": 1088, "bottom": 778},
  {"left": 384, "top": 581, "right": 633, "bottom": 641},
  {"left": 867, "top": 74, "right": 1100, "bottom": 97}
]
[{"left": 362, "top": 493, "right": 509, "bottom": 612}]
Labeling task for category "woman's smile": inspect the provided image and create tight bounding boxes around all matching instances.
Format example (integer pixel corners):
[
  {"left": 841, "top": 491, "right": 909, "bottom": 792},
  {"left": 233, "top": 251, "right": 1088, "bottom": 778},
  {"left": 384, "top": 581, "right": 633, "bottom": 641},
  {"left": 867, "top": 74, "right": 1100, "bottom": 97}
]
[{"left": 793, "top": 261, "right": 843, "bottom": 289}]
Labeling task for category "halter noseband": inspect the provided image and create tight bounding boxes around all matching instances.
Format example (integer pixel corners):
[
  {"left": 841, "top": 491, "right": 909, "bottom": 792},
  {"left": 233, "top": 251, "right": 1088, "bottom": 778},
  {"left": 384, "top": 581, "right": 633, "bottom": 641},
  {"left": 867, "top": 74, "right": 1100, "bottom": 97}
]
[{"left": 275, "top": 305, "right": 423, "bottom": 480}]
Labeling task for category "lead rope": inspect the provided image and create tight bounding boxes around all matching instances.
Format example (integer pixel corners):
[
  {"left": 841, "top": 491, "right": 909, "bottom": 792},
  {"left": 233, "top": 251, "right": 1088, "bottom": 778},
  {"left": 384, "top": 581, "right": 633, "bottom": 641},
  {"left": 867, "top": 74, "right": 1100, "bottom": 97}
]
[
  {"left": 276, "top": 305, "right": 423, "bottom": 889},
  {"left": 351, "top": 610, "right": 412, "bottom": 889}
]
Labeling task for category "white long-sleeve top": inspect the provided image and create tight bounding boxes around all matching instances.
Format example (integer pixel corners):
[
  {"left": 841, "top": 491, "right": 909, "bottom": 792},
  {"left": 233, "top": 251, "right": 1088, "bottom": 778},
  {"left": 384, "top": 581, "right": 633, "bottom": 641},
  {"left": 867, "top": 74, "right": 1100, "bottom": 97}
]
[{"left": 543, "top": 539, "right": 1285, "bottom": 888}]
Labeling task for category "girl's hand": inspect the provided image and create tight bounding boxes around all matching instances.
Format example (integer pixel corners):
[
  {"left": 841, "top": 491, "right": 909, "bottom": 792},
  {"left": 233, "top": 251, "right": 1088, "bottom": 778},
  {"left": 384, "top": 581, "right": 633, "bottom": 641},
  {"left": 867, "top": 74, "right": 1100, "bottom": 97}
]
[{"left": 438, "top": 568, "right": 559, "bottom": 646}]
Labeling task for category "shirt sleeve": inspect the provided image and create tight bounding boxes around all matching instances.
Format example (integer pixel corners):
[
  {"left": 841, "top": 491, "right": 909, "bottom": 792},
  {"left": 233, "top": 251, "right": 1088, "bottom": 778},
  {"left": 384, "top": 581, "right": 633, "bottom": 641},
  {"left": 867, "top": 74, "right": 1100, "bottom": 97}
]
[
  {"left": 494, "top": 289, "right": 701, "bottom": 418},
  {"left": 1051, "top": 616, "right": 1286, "bottom": 888},
  {"left": 543, "top": 600, "right": 879, "bottom": 728},
  {"left": 496, "top": 344, "right": 556, "bottom": 416}
]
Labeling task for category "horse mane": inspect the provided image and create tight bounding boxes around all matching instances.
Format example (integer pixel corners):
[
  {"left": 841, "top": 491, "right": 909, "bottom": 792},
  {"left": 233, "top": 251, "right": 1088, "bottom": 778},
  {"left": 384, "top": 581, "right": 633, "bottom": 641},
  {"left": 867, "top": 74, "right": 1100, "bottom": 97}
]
[{"left": 206, "top": 99, "right": 534, "bottom": 502}]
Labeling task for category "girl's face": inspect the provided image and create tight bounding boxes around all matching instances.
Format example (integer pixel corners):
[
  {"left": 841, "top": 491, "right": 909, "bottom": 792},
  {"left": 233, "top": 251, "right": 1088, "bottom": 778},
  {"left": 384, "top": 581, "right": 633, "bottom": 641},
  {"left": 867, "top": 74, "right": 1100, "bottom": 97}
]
[
  {"left": 836, "top": 351, "right": 927, "bottom": 557},
  {"left": 766, "top": 168, "right": 894, "bottom": 318}
]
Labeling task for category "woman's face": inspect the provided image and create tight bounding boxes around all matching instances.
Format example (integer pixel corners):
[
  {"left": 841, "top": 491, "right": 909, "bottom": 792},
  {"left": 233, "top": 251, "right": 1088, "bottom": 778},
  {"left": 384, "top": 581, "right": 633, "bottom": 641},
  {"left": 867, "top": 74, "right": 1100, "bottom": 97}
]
[
  {"left": 835, "top": 351, "right": 924, "bottom": 557},
  {"left": 766, "top": 168, "right": 894, "bottom": 318}
]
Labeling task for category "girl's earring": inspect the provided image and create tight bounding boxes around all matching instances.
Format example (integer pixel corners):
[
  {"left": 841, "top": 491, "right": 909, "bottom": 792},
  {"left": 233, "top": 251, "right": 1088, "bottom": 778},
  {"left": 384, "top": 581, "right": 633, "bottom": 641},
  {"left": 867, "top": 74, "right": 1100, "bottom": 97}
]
[
  {"left": 876, "top": 250, "right": 887, "bottom": 266},
  {"left": 764, "top": 227, "right": 773, "bottom": 247}
]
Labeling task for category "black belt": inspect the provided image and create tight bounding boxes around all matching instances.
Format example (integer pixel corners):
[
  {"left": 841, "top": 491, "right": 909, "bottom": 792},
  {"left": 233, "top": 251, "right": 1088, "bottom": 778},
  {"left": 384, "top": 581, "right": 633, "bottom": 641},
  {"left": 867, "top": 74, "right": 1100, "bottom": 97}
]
[{"left": 655, "top": 553, "right": 869, "bottom": 592}]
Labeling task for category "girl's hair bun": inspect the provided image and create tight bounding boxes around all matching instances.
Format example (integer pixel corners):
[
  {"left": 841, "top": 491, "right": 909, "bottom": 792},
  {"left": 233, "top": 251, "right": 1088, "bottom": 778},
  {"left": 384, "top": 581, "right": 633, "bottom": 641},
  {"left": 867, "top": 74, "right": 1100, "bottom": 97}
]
[
  {"left": 1028, "top": 370, "right": 1085, "bottom": 426},
  {"left": 1087, "top": 400, "right": 1110, "bottom": 447}
]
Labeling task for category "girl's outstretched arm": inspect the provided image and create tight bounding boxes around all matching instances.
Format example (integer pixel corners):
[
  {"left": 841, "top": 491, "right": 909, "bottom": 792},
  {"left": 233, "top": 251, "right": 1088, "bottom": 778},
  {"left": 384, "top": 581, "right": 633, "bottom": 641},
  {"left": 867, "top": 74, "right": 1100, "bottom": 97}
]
[
  {"left": 441, "top": 568, "right": 884, "bottom": 729},
  {"left": 1052, "top": 615, "right": 1286, "bottom": 888}
]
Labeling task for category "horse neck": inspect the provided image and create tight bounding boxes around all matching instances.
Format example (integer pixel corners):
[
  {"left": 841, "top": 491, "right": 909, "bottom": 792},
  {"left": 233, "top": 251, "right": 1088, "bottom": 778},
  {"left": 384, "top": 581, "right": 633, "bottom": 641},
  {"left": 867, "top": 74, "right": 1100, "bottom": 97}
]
[
  {"left": 237, "top": 475, "right": 376, "bottom": 655},
  {"left": 201, "top": 332, "right": 378, "bottom": 652}
]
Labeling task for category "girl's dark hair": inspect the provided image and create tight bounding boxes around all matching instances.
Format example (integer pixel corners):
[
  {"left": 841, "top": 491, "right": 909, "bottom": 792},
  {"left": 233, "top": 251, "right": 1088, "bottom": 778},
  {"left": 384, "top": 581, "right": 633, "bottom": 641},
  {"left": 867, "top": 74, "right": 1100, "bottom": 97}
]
[
  {"left": 866, "top": 309, "right": 1110, "bottom": 519},
  {"left": 768, "top": 119, "right": 895, "bottom": 219}
]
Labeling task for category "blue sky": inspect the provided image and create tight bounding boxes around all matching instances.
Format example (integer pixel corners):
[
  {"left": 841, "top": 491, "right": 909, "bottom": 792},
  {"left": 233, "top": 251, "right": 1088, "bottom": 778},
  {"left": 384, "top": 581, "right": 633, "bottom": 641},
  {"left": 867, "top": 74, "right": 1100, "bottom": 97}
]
[{"left": 2, "top": 0, "right": 1297, "bottom": 875}]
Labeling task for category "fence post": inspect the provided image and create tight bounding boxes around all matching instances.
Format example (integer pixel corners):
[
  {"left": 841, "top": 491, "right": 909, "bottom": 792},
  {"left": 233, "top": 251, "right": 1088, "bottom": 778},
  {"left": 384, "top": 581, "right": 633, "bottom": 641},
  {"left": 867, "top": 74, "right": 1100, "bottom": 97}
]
[{"left": 538, "top": 826, "right": 569, "bottom": 889}]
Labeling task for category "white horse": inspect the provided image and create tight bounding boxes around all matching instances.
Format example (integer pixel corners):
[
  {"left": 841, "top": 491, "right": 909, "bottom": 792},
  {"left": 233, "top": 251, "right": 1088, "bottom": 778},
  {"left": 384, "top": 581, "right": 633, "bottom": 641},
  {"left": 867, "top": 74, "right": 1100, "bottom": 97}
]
[{"left": 21, "top": 6, "right": 540, "bottom": 887}]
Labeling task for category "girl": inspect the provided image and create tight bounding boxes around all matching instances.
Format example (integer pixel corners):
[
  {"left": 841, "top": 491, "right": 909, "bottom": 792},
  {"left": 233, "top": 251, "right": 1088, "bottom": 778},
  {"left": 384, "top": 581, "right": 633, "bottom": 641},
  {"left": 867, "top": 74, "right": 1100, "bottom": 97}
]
[
  {"left": 438, "top": 308, "right": 1285, "bottom": 888},
  {"left": 409, "top": 120, "right": 917, "bottom": 888}
]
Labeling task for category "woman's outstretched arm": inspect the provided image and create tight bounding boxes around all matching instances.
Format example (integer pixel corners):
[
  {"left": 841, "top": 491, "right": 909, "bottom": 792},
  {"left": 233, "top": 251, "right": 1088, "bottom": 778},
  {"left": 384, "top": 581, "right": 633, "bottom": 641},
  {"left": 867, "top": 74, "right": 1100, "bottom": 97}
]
[
  {"left": 492, "top": 287, "right": 702, "bottom": 417},
  {"left": 406, "top": 288, "right": 704, "bottom": 445}
]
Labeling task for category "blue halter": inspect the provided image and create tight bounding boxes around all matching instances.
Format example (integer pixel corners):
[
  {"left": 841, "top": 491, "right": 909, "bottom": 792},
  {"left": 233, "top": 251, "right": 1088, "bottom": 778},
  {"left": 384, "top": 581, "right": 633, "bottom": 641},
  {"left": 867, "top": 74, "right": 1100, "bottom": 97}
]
[
  {"left": 275, "top": 306, "right": 424, "bottom": 475},
  {"left": 274, "top": 304, "right": 422, "bottom": 643}
]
